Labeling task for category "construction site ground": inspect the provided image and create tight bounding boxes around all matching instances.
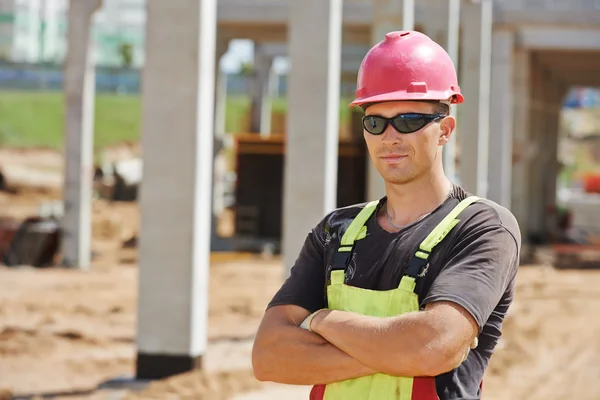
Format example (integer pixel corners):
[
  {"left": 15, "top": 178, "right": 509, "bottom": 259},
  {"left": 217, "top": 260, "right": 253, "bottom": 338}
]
[{"left": 1, "top": 148, "right": 600, "bottom": 400}]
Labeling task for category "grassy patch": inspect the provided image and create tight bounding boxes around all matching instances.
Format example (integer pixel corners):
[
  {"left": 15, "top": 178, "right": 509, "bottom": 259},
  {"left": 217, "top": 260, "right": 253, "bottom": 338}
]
[
  {"left": 0, "top": 90, "right": 141, "bottom": 149},
  {"left": 0, "top": 90, "right": 354, "bottom": 150}
]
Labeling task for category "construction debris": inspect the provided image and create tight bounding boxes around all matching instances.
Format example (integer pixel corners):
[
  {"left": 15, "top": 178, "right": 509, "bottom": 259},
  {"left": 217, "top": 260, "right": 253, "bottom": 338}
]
[{"left": 1, "top": 217, "right": 61, "bottom": 268}]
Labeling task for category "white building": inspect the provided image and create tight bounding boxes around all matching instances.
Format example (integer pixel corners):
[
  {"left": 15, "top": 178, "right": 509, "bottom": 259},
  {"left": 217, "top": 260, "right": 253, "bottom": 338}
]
[{"left": 0, "top": 0, "right": 146, "bottom": 67}]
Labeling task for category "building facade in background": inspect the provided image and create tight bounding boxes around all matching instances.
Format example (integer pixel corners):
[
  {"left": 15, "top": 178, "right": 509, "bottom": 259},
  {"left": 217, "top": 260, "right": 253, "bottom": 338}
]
[{"left": 0, "top": 0, "right": 146, "bottom": 67}]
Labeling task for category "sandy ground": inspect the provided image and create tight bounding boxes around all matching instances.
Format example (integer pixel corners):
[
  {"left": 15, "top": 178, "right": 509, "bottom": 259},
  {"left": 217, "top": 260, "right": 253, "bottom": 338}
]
[{"left": 2, "top": 148, "right": 600, "bottom": 400}]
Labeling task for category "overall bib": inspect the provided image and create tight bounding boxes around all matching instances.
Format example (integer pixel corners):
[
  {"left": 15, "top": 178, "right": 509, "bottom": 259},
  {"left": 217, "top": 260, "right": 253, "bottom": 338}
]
[{"left": 311, "top": 196, "right": 480, "bottom": 400}]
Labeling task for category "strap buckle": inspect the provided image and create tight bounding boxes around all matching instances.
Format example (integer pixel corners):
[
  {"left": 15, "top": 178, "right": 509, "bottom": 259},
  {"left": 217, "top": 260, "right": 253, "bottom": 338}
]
[
  {"left": 405, "top": 251, "right": 430, "bottom": 278},
  {"left": 331, "top": 244, "right": 355, "bottom": 271}
]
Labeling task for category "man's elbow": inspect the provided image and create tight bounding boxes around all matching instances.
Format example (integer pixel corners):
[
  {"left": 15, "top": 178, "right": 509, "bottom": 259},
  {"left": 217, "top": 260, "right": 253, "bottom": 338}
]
[
  {"left": 252, "top": 363, "right": 271, "bottom": 382},
  {"left": 417, "top": 345, "right": 470, "bottom": 376},
  {"left": 251, "top": 343, "right": 275, "bottom": 382},
  {"left": 381, "top": 345, "right": 469, "bottom": 378}
]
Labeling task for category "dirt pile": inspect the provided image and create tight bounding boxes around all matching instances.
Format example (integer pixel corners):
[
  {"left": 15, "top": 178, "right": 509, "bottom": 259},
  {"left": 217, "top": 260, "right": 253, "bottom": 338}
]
[
  {"left": 124, "top": 369, "right": 260, "bottom": 400},
  {"left": 483, "top": 266, "right": 600, "bottom": 400}
]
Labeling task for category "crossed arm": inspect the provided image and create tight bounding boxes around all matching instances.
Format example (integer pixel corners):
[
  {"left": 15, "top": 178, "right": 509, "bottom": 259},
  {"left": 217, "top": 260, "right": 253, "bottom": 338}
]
[{"left": 251, "top": 300, "right": 478, "bottom": 385}]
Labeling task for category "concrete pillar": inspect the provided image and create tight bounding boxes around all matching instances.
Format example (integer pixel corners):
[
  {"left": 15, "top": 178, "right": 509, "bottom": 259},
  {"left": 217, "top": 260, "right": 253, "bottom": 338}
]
[
  {"left": 402, "top": 0, "right": 415, "bottom": 30},
  {"left": 458, "top": 0, "right": 493, "bottom": 197},
  {"left": 527, "top": 59, "right": 546, "bottom": 240},
  {"left": 214, "top": 38, "right": 230, "bottom": 139},
  {"left": 526, "top": 62, "right": 566, "bottom": 242},
  {"left": 367, "top": 0, "right": 415, "bottom": 200},
  {"left": 540, "top": 81, "right": 566, "bottom": 238},
  {"left": 511, "top": 49, "right": 531, "bottom": 232},
  {"left": 61, "top": 0, "right": 102, "bottom": 269},
  {"left": 249, "top": 44, "right": 274, "bottom": 136},
  {"left": 283, "top": 0, "right": 342, "bottom": 277},
  {"left": 136, "top": 0, "right": 217, "bottom": 379},
  {"left": 487, "top": 30, "right": 515, "bottom": 208},
  {"left": 443, "top": 0, "right": 460, "bottom": 182},
  {"left": 211, "top": 38, "right": 233, "bottom": 252},
  {"left": 0, "top": 2, "right": 15, "bottom": 59}
]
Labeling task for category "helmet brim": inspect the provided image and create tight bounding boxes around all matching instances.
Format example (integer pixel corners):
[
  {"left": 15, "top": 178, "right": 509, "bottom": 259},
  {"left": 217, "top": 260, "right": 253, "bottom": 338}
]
[{"left": 349, "top": 90, "right": 464, "bottom": 108}]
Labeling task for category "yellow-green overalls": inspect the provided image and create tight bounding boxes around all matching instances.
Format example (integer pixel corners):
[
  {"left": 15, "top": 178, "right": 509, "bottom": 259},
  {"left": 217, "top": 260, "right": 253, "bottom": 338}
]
[{"left": 309, "top": 196, "right": 481, "bottom": 400}]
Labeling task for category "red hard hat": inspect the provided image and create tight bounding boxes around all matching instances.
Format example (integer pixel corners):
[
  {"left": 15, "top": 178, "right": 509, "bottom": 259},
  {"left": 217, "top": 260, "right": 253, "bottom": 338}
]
[{"left": 350, "top": 31, "right": 464, "bottom": 108}]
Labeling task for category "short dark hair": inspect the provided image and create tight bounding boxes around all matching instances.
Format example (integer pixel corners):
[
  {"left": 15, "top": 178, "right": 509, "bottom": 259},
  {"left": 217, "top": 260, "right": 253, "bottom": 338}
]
[
  {"left": 432, "top": 101, "right": 450, "bottom": 116},
  {"left": 418, "top": 100, "right": 449, "bottom": 116}
]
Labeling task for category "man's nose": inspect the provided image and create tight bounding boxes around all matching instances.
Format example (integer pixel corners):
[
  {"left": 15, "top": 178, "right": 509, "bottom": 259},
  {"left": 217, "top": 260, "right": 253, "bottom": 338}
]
[{"left": 381, "top": 124, "right": 400, "bottom": 143}]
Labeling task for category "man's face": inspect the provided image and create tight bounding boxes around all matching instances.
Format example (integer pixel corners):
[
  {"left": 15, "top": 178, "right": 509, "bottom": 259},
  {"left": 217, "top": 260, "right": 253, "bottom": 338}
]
[{"left": 363, "top": 101, "right": 451, "bottom": 185}]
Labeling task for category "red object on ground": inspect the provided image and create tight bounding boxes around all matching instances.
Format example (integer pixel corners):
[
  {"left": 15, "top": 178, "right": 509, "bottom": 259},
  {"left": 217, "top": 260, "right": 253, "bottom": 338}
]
[{"left": 583, "top": 173, "right": 600, "bottom": 194}]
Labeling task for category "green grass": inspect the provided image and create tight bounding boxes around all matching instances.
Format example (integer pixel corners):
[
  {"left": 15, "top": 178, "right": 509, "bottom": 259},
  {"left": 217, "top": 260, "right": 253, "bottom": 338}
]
[
  {"left": 0, "top": 90, "right": 354, "bottom": 151},
  {"left": 0, "top": 90, "right": 142, "bottom": 149}
]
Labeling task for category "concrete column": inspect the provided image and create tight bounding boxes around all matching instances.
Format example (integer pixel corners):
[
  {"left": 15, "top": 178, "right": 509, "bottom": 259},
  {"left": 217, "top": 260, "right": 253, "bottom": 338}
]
[
  {"left": 443, "top": 0, "right": 460, "bottom": 182},
  {"left": 136, "top": 0, "right": 217, "bottom": 379},
  {"left": 214, "top": 38, "right": 230, "bottom": 139},
  {"left": 61, "top": 0, "right": 102, "bottom": 269},
  {"left": 458, "top": 0, "right": 493, "bottom": 197},
  {"left": 526, "top": 61, "right": 543, "bottom": 240},
  {"left": 0, "top": 2, "right": 15, "bottom": 59},
  {"left": 211, "top": 38, "right": 233, "bottom": 252},
  {"left": 541, "top": 81, "right": 566, "bottom": 238},
  {"left": 511, "top": 49, "right": 531, "bottom": 232},
  {"left": 527, "top": 67, "right": 568, "bottom": 242},
  {"left": 367, "top": 0, "right": 415, "bottom": 200},
  {"left": 402, "top": 0, "right": 415, "bottom": 30},
  {"left": 250, "top": 44, "right": 274, "bottom": 136},
  {"left": 283, "top": 0, "right": 342, "bottom": 277},
  {"left": 488, "top": 30, "right": 515, "bottom": 208}
]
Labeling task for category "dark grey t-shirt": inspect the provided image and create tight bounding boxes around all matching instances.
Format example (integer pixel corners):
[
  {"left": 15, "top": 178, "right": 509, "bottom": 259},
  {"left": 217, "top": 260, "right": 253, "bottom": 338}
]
[{"left": 267, "top": 186, "right": 521, "bottom": 400}]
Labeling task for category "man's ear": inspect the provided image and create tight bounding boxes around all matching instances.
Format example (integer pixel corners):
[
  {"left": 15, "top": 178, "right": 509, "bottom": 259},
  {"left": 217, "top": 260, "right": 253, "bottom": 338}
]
[{"left": 438, "top": 116, "right": 456, "bottom": 146}]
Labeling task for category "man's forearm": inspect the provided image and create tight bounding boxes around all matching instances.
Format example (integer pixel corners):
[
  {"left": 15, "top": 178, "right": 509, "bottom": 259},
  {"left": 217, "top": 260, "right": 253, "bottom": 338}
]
[
  {"left": 311, "top": 309, "right": 467, "bottom": 377},
  {"left": 252, "top": 324, "right": 377, "bottom": 385}
]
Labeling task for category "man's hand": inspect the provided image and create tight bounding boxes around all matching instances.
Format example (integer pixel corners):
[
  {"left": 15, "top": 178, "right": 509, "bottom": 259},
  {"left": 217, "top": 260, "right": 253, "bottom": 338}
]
[
  {"left": 251, "top": 305, "right": 378, "bottom": 385},
  {"left": 310, "top": 301, "right": 479, "bottom": 377}
]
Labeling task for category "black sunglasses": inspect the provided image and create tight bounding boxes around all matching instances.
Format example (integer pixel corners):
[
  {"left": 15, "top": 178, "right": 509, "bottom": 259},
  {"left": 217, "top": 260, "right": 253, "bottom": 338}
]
[{"left": 362, "top": 113, "right": 445, "bottom": 135}]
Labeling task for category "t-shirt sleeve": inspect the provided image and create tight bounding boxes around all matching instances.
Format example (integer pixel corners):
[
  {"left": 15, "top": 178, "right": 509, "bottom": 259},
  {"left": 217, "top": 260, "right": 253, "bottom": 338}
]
[
  {"left": 267, "top": 220, "right": 328, "bottom": 313},
  {"left": 421, "top": 212, "right": 520, "bottom": 331}
]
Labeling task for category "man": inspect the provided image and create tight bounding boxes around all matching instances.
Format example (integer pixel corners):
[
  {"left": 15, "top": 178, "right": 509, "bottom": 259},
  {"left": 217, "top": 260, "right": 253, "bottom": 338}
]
[{"left": 252, "top": 30, "right": 521, "bottom": 400}]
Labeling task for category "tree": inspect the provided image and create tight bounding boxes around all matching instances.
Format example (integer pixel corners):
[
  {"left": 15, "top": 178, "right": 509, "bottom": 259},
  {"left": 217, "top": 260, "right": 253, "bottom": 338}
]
[
  {"left": 240, "top": 61, "right": 254, "bottom": 76},
  {"left": 118, "top": 42, "right": 134, "bottom": 68}
]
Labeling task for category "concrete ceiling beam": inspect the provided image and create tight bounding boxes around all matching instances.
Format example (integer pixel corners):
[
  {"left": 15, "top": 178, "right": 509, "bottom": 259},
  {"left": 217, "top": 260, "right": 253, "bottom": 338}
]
[{"left": 517, "top": 27, "right": 600, "bottom": 51}]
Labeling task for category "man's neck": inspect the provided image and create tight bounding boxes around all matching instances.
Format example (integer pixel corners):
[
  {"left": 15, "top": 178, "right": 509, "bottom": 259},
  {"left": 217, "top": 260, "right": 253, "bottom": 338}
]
[{"left": 383, "top": 172, "right": 453, "bottom": 227}]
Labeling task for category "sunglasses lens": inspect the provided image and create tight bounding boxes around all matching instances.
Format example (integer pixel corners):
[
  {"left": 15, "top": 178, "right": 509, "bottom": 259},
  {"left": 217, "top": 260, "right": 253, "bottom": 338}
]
[
  {"left": 392, "top": 114, "right": 427, "bottom": 133},
  {"left": 363, "top": 116, "right": 387, "bottom": 135}
]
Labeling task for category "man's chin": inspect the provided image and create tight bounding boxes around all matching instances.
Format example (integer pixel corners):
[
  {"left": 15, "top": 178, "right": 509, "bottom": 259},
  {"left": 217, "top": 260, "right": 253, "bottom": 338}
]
[{"left": 383, "top": 174, "right": 416, "bottom": 186}]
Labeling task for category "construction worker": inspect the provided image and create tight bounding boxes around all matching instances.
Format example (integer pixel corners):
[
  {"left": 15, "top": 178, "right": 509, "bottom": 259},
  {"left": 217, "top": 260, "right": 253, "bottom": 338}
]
[{"left": 252, "top": 31, "right": 521, "bottom": 400}]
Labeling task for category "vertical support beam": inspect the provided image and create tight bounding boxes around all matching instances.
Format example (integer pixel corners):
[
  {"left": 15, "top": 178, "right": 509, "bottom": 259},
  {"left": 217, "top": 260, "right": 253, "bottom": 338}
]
[
  {"left": 367, "top": 0, "right": 415, "bottom": 200},
  {"left": 526, "top": 62, "right": 567, "bottom": 242},
  {"left": 61, "top": 0, "right": 102, "bottom": 269},
  {"left": 211, "top": 38, "right": 233, "bottom": 252},
  {"left": 0, "top": 2, "right": 15, "bottom": 59},
  {"left": 511, "top": 49, "right": 531, "bottom": 232},
  {"left": 458, "top": 0, "right": 492, "bottom": 197},
  {"left": 402, "top": 0, "right": 415, "bottom": 31},
  {"left": 527, "top": 58, "right": 545, "bottom": 239},
  {"left": 283, "top": 0, "right": 342, "bottom": 277},
  {"left": 136, "top": 0, "right": 216, "bottom": 379},
  {"left": 541, "top": 81, "right": 566, "bottom": 239},
  {"left": 443, "top": 0, "right": 460, "bottom": 181},
  {"left": 214, "top": 38, "right": 230, "bottom": 140},
  {"left": 488, "top": 30, "right": 514, "bottom": 208},
  {"left": 38, "top": 0, "right": 47, "bottom": 62},
  {"left": 250, "top": 44, "right": 274, "bottom": 136}
]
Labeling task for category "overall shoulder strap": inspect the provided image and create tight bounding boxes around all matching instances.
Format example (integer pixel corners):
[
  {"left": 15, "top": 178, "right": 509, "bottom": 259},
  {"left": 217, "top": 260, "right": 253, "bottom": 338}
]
[
  {"left": 404, "top": 195, "right": 481, "bottom": 279},
  {"left": 330, "top": 200, "right": 379, "bottom": 272}
]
